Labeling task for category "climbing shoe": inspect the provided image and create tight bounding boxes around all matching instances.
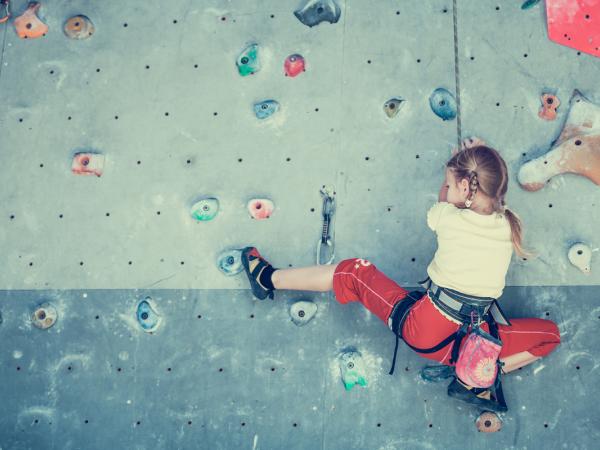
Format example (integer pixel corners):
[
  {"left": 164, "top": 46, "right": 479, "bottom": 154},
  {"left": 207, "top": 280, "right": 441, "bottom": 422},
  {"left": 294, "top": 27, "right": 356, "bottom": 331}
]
[
  {"left": 447, "top": 377, "right": 508, "bottom": 413},
  {"left": 241, "top": 246, "right": 276, "bottom": 300}
]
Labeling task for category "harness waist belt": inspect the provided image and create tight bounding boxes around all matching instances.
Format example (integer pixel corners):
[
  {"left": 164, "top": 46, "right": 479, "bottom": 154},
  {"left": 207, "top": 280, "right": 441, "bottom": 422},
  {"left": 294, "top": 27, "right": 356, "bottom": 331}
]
[{"left": 419, "top": 277, "right": 510, "bottom": 326}]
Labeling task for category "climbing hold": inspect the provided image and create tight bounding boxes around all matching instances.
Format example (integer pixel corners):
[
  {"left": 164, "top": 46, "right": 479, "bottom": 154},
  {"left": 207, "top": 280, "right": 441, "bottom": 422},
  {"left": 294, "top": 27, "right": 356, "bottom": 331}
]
[
  {"left": 538, "top": 93, "right": 560, "bottom": 121},
  {"left": 64, "top": 15, "right": 95, "bottom": 39},
  {"left": 190, "top": 198, "right": 219, "bottom": 221},
  {"left": 217, "top": 248, "right": 244, "bottom": 276},
  {"left": 521, "top": 0, "right": 541, "bottom": 9},
  {"left": 0, "top": 0, "right": 10, "bottom": 24},
  {"left": 294, "top": 0, "right": 341, "bottom": 27},
  {"left": 32, "top": 302, "right": 57, "bottom": 330},
  {"left": 518, "top": 90, "right": 600, "bottom": 191},
  {"left": 254, "top": 100, "right": 279, "bottom": 119},
  {"left": 420, "top": 364, "right": 455, "bottom": 382},
  {"left": 476, "top": 411, "right": 502, "bottom": 433},
  {"left": 236, "top": 43, "right": 260, "bottom": 76},
  {"left": 136, "top": 297, "right": 161, "bottom": 333},
  {"left": 546, "top": 0, "right": 600, "bottom": 57},
  {"left": 284, "top": 54, "right": 306, "bottom": 77},
  {"left": 568, "top": 242, "right": 592, "bottom": 274},
  {"left": 71, "top": 152, "right": 105, "bottom": 177},
  {"left": 247, "top": 198, "right": 274, "bottom": 219},
  {"left": 383, "top": 98, "right": 405, "bottom": 118},
  {"left": 290, "top": 300, "right": 317, "bottom": 326},
  {"left": 339, "top": 350, "right": 367, "bottom": 391},
  {"left": 14, "top": 2, "right": 48, "bottom": 39},
  {"left": 429, "top": 88, "right": 457, "bottom": 121}
]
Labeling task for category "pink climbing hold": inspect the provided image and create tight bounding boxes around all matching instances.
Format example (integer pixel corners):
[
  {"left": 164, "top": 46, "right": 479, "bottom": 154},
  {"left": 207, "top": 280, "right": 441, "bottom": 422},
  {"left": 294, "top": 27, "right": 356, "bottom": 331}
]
[
  {"left": 538, "top": 93, "right": 560, "bottom": 121},
  {"left": 247, "top": 198, "right": 274, "bottom": 220},
  {"left": 284, "top": 54, "right": 305, "bottom": 77},
  {"left": 546, "top": 0, "right": 600, "bottom": 58},
  {"left": 518, "top": 90, "right": 600, "bottom": 191},
  {"left": 72, "top": 152, "right": 105, "bottom": 177}
]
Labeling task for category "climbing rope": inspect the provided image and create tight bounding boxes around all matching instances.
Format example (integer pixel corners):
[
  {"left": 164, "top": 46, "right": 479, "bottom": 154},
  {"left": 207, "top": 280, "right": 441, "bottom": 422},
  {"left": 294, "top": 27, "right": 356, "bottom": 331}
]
[{"left": 452, "top": 0, "right": 462, "bottom": 148}]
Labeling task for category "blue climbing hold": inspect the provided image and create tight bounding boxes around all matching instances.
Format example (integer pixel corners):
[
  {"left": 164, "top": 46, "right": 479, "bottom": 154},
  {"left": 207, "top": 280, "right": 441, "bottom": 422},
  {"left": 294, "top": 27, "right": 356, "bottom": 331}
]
[
  {"left": 254, "top": 100, "right": 279, "bottom": 119},
  {"left": 217, "top": 249, "right": 243, "bottom": 276},
  {"left": 294, "top": 0, "right": 341, "bottom": 28},
  {"left": 136, "top": 297, "right": 161, "bottom": 332},
  {"left": 429, "top": 88, "right": 457, "bottom": 121}
]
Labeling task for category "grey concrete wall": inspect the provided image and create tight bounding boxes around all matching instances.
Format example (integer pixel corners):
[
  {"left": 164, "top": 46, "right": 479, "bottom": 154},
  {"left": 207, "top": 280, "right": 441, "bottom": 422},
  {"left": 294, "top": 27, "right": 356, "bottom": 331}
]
[{"left": 0, "top": 1, "right": 599, "bottom": 449}]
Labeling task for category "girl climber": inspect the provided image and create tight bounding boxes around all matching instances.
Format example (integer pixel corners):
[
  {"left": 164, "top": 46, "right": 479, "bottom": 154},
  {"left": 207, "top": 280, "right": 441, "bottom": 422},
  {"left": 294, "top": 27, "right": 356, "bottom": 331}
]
[{"left": 240, "top": 138, "right": 561, "bottom": 413}]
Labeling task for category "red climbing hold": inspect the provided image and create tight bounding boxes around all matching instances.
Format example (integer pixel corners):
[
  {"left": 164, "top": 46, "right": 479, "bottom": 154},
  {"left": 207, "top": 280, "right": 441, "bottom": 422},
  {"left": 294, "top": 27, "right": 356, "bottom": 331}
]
[
  {"left": 284, "top": 54, "right": 305, "bottom": 77},
  {"left": 546, "top": 0, "right": 600, "bottom": 58},
  {"left": 72, "top": 152, "right": 105, "bottom": 177}
]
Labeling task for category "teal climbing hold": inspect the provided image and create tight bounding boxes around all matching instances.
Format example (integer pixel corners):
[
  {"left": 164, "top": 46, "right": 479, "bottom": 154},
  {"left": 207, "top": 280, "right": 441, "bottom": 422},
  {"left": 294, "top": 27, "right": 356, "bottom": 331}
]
[
  {"left": 190, "top": 198, "right": 219, "bottom": 221},
  {"left": 339, "top": 350, "right": 368, "bottom": 391},
  {"left": 136, "top": 297, "right": 161, "bottom": 332},
  {"left": 217, "top": 249, "right": 244, "bottom": 276},
  {"left": 429, "top": 88, "right": 457, "bottom": 121},
  {"left": 521, "top": 0, "right": 541, "bottom": 10},
  {"left": 237, "top": 43, "right": 260, "bottom": 76}
]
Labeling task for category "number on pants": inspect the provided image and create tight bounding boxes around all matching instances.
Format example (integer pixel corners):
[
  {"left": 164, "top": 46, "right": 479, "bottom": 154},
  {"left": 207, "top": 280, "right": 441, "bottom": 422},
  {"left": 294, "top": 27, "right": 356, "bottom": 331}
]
[{"left": 354, "top": 258, "right": 371, "bottom": 269}]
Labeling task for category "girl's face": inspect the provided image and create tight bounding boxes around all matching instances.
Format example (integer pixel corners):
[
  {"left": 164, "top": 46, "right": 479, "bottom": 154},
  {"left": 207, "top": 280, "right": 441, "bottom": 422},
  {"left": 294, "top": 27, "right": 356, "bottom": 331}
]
[{"left": 445, "top": 168, "right": 469, "bottom": 206}]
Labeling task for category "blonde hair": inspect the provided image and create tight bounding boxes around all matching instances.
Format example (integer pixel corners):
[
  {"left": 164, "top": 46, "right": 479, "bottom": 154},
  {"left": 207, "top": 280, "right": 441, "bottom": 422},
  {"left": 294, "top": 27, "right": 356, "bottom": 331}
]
[{"left": 446, "top": 146, "right": 537, "bottom": 260}]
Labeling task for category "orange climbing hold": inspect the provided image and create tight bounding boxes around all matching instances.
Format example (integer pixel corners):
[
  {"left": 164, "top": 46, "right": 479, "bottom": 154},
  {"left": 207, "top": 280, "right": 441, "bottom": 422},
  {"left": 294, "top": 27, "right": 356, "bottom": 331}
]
[
  {"left": 14, "top": 2, "right": 47, "bottom": 39},
  {"left": 518, "top": 90, "right": 600, "bottom": 191},
  {"left": 546, "top": 0, "right": 600, "bottom": 58},
  {"left": 64, "top": 15, "right": 95, "bottom": 39},
  {"left": 538, "top": 93, "right": 560, "bottom": 121},
  {"left": 476, "top": 411, "right": 502, "bottom": 433}
]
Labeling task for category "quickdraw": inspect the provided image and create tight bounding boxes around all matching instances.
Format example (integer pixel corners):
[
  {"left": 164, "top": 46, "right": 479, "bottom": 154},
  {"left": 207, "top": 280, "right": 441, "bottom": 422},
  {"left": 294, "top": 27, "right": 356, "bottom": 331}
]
[{"left": 316, "top": 185, "right": 335, "bottom": 265}]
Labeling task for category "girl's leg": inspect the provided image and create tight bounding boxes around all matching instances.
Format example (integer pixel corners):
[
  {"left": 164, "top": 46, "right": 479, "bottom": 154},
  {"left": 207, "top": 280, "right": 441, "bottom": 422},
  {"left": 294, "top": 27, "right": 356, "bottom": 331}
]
[
  {"left": 272, "top": 264, "right": 338, "bottom": 292},
  {"left": 500, "top": 351, "right": 541, "bottom": 374},
  {"left": 493, "top": 317, "right": 561, "bottom": 373}
]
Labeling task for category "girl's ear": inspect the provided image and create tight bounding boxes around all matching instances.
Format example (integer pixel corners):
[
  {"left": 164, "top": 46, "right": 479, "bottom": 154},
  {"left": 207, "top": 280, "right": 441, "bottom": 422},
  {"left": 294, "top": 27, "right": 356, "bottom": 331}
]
[{"left": 460, "top": 178, "right": 470, "bottom": 195}]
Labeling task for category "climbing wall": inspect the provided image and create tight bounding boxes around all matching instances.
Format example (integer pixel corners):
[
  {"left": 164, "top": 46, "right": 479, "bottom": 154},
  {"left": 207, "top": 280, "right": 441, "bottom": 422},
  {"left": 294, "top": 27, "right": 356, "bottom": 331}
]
[{"left": 0, "top": 1, "right": 599, "bottom": 449}]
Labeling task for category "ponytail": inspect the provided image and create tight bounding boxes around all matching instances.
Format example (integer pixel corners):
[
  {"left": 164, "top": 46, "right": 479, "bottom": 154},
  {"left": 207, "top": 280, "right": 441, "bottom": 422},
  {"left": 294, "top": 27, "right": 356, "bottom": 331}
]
[{"left": 503, "top": 208, "right": 538, "bottom": 260}]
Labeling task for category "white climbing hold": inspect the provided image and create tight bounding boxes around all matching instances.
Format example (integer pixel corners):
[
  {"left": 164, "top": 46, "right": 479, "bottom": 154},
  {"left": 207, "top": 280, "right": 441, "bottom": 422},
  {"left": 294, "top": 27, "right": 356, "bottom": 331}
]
[
  {"left": 289, "top": 300, "right": 317, "bottom": 326},
  {"left": 568, "top": 242, "right": 592, "bottom": 274}
]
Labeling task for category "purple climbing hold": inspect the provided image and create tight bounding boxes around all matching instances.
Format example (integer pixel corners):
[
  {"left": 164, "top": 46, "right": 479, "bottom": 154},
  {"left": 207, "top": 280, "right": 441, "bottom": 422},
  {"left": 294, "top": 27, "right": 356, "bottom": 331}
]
[{"left": 294, "top": 0, "right": 341, "bottom": 27}]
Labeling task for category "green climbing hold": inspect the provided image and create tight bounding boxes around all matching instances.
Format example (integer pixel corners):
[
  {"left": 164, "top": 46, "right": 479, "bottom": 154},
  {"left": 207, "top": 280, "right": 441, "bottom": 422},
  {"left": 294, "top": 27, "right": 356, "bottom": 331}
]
[
  {"left": 190, "top": 198, "right": 219, "bottom": 221},
  {"left": 237, "top": 43, "right": 260, "bottom": 76},
  {"left": 339, "top": 350, "right": 368, "bottom": 391}
]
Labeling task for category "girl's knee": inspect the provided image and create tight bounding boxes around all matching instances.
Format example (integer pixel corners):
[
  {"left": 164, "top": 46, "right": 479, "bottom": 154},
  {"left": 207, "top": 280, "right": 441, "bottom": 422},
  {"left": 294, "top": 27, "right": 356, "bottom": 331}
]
[{"left": 543, "top": 318, "right": 561, "bottom": 344}]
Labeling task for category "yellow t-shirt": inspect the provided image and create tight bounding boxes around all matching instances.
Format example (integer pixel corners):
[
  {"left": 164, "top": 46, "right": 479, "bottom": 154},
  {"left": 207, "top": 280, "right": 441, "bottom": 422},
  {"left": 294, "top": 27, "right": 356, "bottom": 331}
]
[{"left": 426, "top": 201, "right": 513, "bottom": 299}]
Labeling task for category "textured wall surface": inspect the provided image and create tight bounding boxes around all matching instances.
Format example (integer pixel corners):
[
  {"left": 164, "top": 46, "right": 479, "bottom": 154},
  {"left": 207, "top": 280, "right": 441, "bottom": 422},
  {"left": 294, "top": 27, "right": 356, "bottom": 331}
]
[{"left": 0, "top": 1, "right": 599, "bottom": 449}]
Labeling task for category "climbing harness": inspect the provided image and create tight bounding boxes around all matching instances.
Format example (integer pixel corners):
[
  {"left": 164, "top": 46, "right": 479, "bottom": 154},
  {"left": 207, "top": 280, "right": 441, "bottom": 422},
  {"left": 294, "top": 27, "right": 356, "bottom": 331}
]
[
  {"left": 387, "top": 276, "right": 508, "bottom": 410},
  {"left": 316, "top": 185, "right": 335, "bottom": 265}
]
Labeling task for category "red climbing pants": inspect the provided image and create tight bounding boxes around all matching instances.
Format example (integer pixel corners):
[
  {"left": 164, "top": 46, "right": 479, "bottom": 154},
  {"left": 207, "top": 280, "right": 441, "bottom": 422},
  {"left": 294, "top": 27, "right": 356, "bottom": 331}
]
[{"left": 332, "top": 258, "right": 561, "bottom": 365}]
